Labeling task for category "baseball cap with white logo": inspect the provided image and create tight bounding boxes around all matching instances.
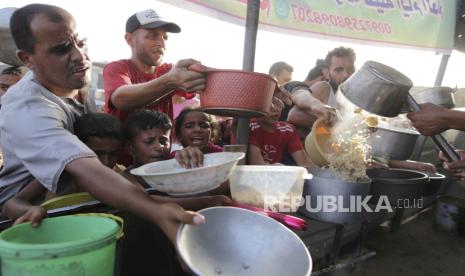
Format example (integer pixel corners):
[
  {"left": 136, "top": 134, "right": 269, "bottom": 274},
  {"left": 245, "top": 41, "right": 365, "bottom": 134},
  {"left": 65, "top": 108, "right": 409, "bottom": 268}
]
[{"left": 125, "top": 9, "right": 181, "bottom": 33}]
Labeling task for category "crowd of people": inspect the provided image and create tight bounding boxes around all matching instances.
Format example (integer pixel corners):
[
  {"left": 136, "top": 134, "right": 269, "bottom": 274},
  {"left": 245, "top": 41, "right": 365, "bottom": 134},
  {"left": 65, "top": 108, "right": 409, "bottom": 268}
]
[{"left": 0, "top": 3, "right": 464, "bottom": 275}]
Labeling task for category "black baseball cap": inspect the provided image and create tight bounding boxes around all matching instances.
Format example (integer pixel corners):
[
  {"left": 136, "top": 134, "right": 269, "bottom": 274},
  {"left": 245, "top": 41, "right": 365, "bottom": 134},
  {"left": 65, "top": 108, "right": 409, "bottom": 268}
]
[{"left": 126, "top": 9, "right": 181, "bottom": 33}]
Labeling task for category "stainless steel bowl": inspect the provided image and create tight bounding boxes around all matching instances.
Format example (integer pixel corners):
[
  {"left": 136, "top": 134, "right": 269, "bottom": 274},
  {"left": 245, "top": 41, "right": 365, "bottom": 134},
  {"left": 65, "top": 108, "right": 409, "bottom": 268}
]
[
  {"left": 176, "top": 207, "right": 312, "bottom": 276},
  {"left": 368, "top": 126, "right": 420, "bottom": 160}
]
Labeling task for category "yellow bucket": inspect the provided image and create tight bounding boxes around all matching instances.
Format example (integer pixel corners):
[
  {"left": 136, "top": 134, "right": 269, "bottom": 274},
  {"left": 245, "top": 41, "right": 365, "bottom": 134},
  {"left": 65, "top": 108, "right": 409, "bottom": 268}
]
[
  {"left": 40, "top": 192, "right": 96, "bottom": 210},
  {"left": 304, "top": 119, "right": 333, "bottom": 167}
]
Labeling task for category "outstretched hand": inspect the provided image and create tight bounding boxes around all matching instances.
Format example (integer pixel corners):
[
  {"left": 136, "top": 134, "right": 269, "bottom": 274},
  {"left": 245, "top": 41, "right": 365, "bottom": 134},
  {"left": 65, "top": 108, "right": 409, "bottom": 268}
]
[
  {"left": 156, "top": 202, "right": 205, "bottom": 244},
  {"left": 439, "top": 150, "right": 465, "bottom": 180},
  {"left": 167, "top": 59, "right": 207, "bottom": 93},
  {"left": 13, "top": 206, "right": 47, "bottom": 227},
  {"left": 175, "top": 146, "right": 204, "bottom": 169}
]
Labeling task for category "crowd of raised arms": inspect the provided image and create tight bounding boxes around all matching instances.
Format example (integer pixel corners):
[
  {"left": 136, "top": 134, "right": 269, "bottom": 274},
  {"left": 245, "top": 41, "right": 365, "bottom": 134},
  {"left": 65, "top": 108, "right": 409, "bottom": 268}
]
[{"left": 1, "top": 3, "right": 465, "bottom": 275}]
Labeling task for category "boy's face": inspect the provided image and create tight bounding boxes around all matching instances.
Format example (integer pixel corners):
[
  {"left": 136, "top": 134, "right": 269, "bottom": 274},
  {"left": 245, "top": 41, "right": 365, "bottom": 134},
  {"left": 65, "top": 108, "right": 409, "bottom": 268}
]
[
  {"left": 86, "top": 137, "right": 123, "bottom": 169},
  {"left": 130, "top": 128, "right": 171, "bottom": 167}
]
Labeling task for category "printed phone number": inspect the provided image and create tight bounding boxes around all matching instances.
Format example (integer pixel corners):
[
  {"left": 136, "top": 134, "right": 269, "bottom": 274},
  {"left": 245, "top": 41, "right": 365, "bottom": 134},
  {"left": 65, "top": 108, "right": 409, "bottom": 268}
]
[{"left": 291, "top": 4, "right": 392, "bottom": 34}]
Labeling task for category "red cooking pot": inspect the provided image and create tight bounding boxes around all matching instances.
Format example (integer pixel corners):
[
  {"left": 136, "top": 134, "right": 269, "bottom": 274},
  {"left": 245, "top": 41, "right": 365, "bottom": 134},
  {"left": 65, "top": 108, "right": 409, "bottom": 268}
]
[{"left": 189, "top": 63, "right": 277, "bottom": 118}]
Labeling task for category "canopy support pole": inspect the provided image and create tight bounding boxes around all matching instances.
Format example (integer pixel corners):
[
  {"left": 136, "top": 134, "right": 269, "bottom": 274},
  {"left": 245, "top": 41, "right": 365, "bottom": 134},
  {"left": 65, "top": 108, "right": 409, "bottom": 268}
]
[
  {"left": 434, "top": 54, "right": 451, "bottom": 86},
  {"left": 411, "top": 53, "right": 451, "bottom": 161},
  {"left": 236, "top": 0, "right": 260, "bottom": 146}
]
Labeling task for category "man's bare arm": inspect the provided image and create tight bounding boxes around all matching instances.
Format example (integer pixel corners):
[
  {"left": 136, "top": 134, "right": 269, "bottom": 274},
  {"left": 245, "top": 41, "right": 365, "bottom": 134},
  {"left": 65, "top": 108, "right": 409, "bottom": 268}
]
[
  {"left": 111, "top": 59, "right": 206, "bottom": 111},
  {"left": 66, "top": 157, "right": 204, "bottom": 243}
]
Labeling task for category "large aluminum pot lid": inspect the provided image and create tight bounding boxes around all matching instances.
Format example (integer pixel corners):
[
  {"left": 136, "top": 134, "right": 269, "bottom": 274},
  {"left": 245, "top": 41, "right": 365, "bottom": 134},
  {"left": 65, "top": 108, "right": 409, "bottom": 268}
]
[
  {"left": 365, "top": 61, "right": 412, "bottom": 88},
  {"left": 0, "top": 7, "right": 22, "bottom": 66}
]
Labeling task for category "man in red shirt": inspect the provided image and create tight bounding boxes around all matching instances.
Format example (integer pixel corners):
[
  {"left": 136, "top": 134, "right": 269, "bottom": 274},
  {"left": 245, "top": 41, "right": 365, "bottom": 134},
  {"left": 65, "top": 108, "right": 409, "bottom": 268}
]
[{"left": 104, "top": 9, "right": 205, "bottom": 121}]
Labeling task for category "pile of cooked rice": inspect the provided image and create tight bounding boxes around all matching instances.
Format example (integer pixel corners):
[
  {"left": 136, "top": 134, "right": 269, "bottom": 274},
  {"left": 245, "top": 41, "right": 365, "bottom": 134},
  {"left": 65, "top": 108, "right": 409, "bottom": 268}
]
[{"left": 326, "top": 114, "right": 376, "bottom": 182}]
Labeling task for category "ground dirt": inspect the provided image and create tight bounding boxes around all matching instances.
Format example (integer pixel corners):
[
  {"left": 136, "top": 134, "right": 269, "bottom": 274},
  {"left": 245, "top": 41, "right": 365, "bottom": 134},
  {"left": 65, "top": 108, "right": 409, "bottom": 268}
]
[{"left": 329, "top": 208, "right": 465, "bottom": 276}]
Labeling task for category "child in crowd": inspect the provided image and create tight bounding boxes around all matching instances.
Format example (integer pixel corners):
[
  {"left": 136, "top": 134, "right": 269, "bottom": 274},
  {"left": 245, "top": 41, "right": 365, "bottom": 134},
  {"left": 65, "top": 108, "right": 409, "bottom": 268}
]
[
  {"left": 121, "top": 110, "right": 230, "bottom": 209},
  {"left": 248, "top": 97, "right": 316, "bottom": 167},
  {"left": 2, "top": 113, "right": 127, "bottom": 225},
  {"left": 172, "top": 108, "right": 223, "bottom": 156}
]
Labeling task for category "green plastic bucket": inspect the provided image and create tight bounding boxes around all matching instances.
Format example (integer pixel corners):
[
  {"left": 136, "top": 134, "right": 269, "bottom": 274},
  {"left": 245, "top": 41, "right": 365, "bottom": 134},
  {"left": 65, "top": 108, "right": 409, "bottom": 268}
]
[{"left": 0, "top": 214, "right": 121, "bottom": 276}]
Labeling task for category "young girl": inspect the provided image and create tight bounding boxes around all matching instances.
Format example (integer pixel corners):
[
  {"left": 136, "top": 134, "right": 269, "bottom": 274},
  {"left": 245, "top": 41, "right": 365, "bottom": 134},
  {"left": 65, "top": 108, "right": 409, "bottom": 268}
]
[{"left": 173, "top": 108, "right": 223, "bottom": 155}]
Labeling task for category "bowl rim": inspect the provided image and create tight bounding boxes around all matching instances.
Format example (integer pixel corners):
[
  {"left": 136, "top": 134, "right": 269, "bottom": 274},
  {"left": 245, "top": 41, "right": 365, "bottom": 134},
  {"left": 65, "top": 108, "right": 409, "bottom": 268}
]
[
  {"left": 233, "top": 165, "right": 308, "bottom": 172},
  {"left": 176, "top": 206, "right": 312, "bottom": 275},
  {"left": 130, "top": 152, "right": 245, "bottom": 176}
]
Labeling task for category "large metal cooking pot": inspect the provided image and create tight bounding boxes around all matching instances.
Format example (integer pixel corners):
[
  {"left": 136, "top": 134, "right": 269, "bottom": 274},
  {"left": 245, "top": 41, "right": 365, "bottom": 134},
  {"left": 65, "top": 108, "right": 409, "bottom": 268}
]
[
  {"left": 177, "top": 207, "right": 312, "bottom": 276},
  {"left": 368, "top": 126, "right": 420, "bottom": 160},
  {"left": 0, "top": 7, "right": 22, "bottom": 66},
  {"left": 298, "top": 169, "right": 371, "bottom": 224},
  {"left": 188, "top": 63, "right": 276, "bottom": 118},
  {"left": 340, "top": 60, "right": 459, "bottom": 161},
  {"left": 411, "top": 86, "right": 456, "bottom": 109},
  {"left": 367, "top": 168, "right": 428, "bottom": 207}
]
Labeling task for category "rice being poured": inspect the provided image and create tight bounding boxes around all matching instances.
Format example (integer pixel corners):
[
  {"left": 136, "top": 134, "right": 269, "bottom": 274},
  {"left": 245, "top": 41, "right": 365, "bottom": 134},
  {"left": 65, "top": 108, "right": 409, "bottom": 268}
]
[{"left": 326, "top": 113, "right": 376, "bottom": 182}]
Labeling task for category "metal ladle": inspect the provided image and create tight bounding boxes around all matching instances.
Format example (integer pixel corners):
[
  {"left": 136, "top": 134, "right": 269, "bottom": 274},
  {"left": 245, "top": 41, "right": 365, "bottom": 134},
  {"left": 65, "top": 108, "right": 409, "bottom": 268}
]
[{"left": 340, "top": 61, "right": 459, "bottom": 161}]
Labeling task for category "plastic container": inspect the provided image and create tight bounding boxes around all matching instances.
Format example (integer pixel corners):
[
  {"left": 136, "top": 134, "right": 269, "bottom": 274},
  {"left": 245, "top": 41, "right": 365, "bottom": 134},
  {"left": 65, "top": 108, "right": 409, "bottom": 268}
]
[
  {"left": 434, "top": 196, "right": 465, "bottom": 234},
  {"left": 229, "top": 165, "right": 312, "bottom": 212},
  {"left": 0, "top": 215, "right": 121, "bottom": 276},
  {"left": 304, "top": 119, "right": 332, "bottom": 167}
]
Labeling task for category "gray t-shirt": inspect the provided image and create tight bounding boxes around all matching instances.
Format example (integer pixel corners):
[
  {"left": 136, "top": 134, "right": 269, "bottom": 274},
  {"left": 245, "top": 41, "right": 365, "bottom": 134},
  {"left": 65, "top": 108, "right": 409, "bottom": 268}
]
[{"left": 0, "top": 72, "right": 96, "bottom": 207}]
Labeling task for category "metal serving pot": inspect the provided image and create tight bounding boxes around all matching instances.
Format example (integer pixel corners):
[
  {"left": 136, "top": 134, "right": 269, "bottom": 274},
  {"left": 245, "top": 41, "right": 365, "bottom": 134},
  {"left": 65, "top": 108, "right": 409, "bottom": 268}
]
[
  {"left": 340, "top": 60, "right": 412, "bottom": 118},
  {"left": 0, "top": 8, "right": 22, "bottom": 66},
  {"left": 368, "top": 126, "right": 420, "bottom": 160},
  {"left": 367, "top": 168, "right": 428, "bottom": 207},
  {"left": 298, "top": 169, "right": 371, "bottom": 225},
  {"left": 188, "top": 63, "right": 276, "bottom": 118},
  {"left": 411, "top": 86, "right": 456, "bottom": 109},
  {"left": 340, "top": 61, "right": 459, "bottom": 161}
]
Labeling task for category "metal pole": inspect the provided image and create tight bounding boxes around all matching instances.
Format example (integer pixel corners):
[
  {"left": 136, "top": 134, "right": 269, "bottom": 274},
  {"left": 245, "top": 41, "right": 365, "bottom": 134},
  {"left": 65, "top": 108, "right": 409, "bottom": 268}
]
[
  {"left": 434, "top": 54, "right": 451, "bottom": 86},
  {"left": 236, "top": 0, "right": 260, "bottom": 145},
  {"left": 410, "top": 53, "right": 451, "bottom": 161}
]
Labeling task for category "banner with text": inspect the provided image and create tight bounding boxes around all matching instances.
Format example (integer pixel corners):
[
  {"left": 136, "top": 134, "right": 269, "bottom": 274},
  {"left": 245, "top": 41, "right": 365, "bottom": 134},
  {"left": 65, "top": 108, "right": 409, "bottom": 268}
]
[{"left": 160, "top": 0, "right": 457, "bottom": 53}]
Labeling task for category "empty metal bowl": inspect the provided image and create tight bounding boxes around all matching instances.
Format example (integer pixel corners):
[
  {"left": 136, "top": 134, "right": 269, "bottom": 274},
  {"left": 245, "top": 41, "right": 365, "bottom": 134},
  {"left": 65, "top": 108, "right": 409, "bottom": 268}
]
[{"left": 176, "top": 207, "right": 312, "bottom": 276}]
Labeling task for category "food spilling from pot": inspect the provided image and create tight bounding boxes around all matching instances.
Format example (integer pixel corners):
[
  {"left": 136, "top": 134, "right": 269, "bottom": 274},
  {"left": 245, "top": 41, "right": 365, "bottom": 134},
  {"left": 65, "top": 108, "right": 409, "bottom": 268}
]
[{"left": 306, "top": 113, "right": 378, "bottom": 182}]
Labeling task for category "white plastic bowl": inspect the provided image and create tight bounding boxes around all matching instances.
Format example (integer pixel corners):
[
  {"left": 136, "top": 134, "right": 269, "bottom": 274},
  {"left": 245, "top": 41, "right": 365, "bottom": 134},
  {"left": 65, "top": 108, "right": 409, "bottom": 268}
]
[
  {"left": 130, "top": 152, "right": 245, "bottom": 196},
  {"left": 229, "top": 165, "right": 312, "bottom": 212}
]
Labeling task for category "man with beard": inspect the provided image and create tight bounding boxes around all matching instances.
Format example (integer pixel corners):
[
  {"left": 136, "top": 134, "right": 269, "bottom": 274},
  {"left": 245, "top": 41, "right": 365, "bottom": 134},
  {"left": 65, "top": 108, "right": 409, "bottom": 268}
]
[
  {"left": 0, "top": 3, "right": 203, "bottom": 245},
  {"left": 287, "top": 47, "right": 355, "bottom": 133},
  {"left": 103, "top": 9, "right": 205, "bottom": 122},
  {"left": 311, "top": 46, "right": 355, "bottom": 107}
]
